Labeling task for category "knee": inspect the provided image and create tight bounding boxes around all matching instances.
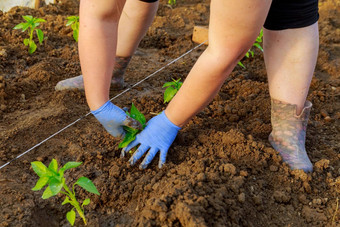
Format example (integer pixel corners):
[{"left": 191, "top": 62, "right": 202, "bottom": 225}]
[
  {"left": 81, "top": 0, "right": 124, "bottom": 22},
  {"left": 205, "top": 43, "right": 252, "bottom": 74}
]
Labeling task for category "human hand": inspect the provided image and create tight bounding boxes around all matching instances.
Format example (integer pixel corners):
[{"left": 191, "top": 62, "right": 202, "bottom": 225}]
[
  {"left": 121, "top": 111, "right": 181, "bottom": 169},
  {"left": 91, "top": 101, "right": 142, "bottom": 138}
]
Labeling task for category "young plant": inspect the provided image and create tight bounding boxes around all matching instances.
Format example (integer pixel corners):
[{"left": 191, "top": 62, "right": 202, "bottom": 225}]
[
  {"left": 168, "top": 0, "right": 176, "bottom": 5},
  {"left": 13, "top": 15, "right": 46, "bottom": 54},
  {"left": 163, "top": 78, "right": 183, "bottom": 103},
  {"left": 238, "top": 29, "right": 263, "bottom": 68},
  {"left": 66, "top": 16, "right": 79, "bottom": 42},
  {"left": 31, "top": 159, "right": 100, "bottom": 226},
  {"left": 119, "top": 103, "right": 146, "bottom": 148}
]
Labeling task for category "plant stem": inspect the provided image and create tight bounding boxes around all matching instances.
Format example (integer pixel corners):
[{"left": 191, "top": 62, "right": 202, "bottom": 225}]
[
  {"left": 29, "top": 27, "right": 34, "bottom": 43},
  {"left": 63, "top": 182, "right": 87, "bottom": 225}
]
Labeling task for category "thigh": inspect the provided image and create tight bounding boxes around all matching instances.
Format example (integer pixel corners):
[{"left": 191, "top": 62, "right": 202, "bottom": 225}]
[{"left": 208, "top": 0, "right": 272, "bottom": 53}]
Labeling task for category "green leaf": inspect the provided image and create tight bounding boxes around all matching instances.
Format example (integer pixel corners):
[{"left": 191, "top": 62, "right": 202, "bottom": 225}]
[
  {"left": 238, "top": 61, "right": 245, "bottom": 69},
  {"left": 36, "top": 29, "right": 44, "bottom": 44},
  {"left": 168, "top": 0, "right": 176, "bottom": 5},
  {"left": 162, "top": 81, "right": 175, "bottom": 88},
  {"left": 250, "top": 50, "right": 254, "bottom": 57},
  {"left": 164, "top": 86, "right": 177, "bottom": 103},
  {"left": 71, "top": 23, "right": 77, "bottom": 31},
  {"left": 73, "top": 30, "right": 78, "bottom": 42},
  {"left": 24, "top": 38, "right": 30, "bottom": 46},
  {"left": 60, "top": 162, "right": 82, "bottom": 173},
  {"left": 175, "top": 81, "right": 183, "bottom": 90},
  {"left": 32, "top": 176, "right": 49, "bottom": 191},
  {"left": 21, "top": 23, "right": 31, "bottom": 32},
  {"left": 256, "top": 29, "right": 263, "bottom": 42},
  {"left": 82, "top": 198, "right": 90, "bottom": 206},
  {"left": 66, "top": 209, "right": 76, "bottom": 226},
  {"left": 31, "top": 161, "right": 49, "bottom": 177},
  {"left": 22, "top": 15, "right": 33, "bottom": 22},
  {"left": 119, "top": 127, "right": 138, "bottom": 148},
  {"left": 34, "top": 18, "right": 46, "bottom": 23},
  {"left": 66, "top": 20, "right": 74, "bottom": 26},
  {"left": 48, "top": 159, "right": 58, "bottom": 173},
  {"left": 253, "top": 43, "right": 263, "bottom": 52},
  {"left": 13, "top": 23, "right": 26, "bottom": 30},
  {"left": 42, "top": 186, "right": 55, "bottom": 199},
  {"left": 62, "top": 196, "right": 71, "bottom": 205},
  {"left": 130, "top": 103, "right": 146, "bottom": 126},
  {"left": 28, "top": 41, "right": 37, "bottom": 54},
  {"left": 75, "top": 177, "right": 100, "bottom": 195},
  {"left": 245, "top": 52, "right": 249, "bottom": 58},
  {"left": 124, "top": 126, "right": 139, "bottom": 134},
  {"left": 49, "top": 178, "right": 63, "bottom": 195},
  {"left": 33, "top": 22, "right": 41, "bottom": 28}
]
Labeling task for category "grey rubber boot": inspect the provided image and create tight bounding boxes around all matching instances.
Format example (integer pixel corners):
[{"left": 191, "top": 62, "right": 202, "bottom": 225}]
[
  {"left": 55, "top": 56, "right": 132, "bottom": 91},
  {"left": 268, "top": 98, "right": 313, "bottom": 172}
]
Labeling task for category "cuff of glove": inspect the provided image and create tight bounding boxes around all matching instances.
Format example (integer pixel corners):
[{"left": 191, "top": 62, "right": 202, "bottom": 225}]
[
  {"left": 91, "top": 100, "right": 126, "bottom": 123},
  {"left": 91, "top": 100, "right": 112, "bottom": 115},
  {"left": 161, "top": 111, "right": 181, "bottom": 131}
]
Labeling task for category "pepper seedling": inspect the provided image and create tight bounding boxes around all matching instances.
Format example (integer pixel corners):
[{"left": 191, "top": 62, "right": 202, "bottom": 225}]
[
  {"left": 13, "top": 15, "right": 46, "bottom": 54},
  {"left": 168, "top": 0, "right": 176, "bottom": 5},
  {"left": 31, "top": 159, "right": 100, "bottom": 226},
  {"left": 66, "top": 16, "right": 79, "bottom": 42},
  {"left": 119, "top": 103, "right": 146, "bottom": 148},
  {"left": 238, "top": 29, "right": 263, "bottom": 68},
  {"left": 163, "top": 78, "right": 183, "bottom": 103}
]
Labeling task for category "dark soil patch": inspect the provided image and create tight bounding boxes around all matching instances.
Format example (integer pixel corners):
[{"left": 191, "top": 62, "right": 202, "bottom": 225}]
[{"left": 0, "top": 0, "right": 339, "bottom": 226}]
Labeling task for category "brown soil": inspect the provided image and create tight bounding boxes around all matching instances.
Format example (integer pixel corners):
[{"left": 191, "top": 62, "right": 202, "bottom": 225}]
[{"left": 0, "top": 0, "right": 339, "bottom": 226}]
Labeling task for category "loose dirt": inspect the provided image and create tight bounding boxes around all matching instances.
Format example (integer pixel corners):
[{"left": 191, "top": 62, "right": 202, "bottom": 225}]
[{"left": 0, "top": 0, "right": 339, "bottom": 226}]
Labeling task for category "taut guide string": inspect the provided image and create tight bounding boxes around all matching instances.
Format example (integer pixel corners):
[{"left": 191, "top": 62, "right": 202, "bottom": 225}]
[{"left": 0, "top": 41, "right": 207, "bottom": 170}]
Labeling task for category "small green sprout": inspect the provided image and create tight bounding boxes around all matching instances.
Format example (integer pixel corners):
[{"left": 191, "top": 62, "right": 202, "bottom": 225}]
[
  {"left": 163, "top": 78, "right": 183, "bottom": 103},
  {"left": 168, "top": 0, "right": 176, "bottom": 5},
  {"left": 13, "top": 15, "right": 46, "bottom": 54},
  {"left": 66, "top": 16, "right": 79, "bottom": 42},
  {"left": 238, "top": 29, "right": 263, "bottom": 68},
  {"left": 31, "top": 159, "right": 100, "bottom": 226},
  {"left": 119, "top": 103, "right": 146, "bottom": 148}
]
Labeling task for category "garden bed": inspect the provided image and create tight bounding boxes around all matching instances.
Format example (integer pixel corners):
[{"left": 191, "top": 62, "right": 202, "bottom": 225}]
[{"left": 0, "top": 0, "right": 339, "bottom": 226}]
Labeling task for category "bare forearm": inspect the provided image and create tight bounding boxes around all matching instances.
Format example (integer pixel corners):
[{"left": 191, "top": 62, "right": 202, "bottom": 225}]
[{"left": 165, "top": 48, "right": 237, "bottom": 127}]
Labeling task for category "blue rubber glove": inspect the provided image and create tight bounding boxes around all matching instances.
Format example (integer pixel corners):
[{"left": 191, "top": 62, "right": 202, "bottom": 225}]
[
  {"left": 91, "top": 101, "right": 142, "bottom": 138},
  {"left": 121, "top": 111, "right": 181, "bottom": 169}
]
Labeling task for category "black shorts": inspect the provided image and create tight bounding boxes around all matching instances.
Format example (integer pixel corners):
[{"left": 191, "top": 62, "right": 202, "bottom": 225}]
[
  {"left": 139, "top": 0, "right": 158, "bottom": 3},
  {"left": 264, "top": 0, "right": 319, "bottom": 30}
]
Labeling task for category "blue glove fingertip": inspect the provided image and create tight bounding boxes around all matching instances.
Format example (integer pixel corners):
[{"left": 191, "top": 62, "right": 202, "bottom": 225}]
[
  {"left": 158, "top": 150, "right": 167, "bottom": 168},
  {"left": 129, "top": 145, "right": 149, "bottom": 166}
]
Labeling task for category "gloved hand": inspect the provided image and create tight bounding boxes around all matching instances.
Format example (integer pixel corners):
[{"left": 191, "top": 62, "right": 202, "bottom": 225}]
[
  {"left": 121, "top": 111, "right": 181, "bottom": 169},
  {"left": 91, "top": 101, "right": 142, "bottom": 138}
]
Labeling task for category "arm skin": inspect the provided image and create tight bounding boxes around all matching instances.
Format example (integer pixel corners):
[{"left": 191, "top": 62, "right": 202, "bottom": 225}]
[
  {"left": 165, "top": 0, "right": 272, "bottom": 127},
  {"left": 123, "top": 0, "right": 273, "bottom": 169}
]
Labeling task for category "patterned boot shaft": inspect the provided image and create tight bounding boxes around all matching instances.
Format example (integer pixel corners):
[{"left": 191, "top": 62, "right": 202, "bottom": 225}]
[
  {"left": 268, "top": 98, "right": 313, "bottom": 172},
  {"left": 111, "top": 56, "right": 131, "bottom": 90},
  {"left": 55, "top": 56, "right": 131, "bottom": 91}
]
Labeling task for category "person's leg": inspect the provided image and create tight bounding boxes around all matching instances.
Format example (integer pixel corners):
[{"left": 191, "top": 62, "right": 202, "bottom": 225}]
[
  {"left": 165, "top": 0, "right": 272, "bottom": 127},
  {"left": 264, "top": 23, "right": 319, "bottom": 114},
  {"left": 116, "top": 0, "right": 159, "bottom": 57},
  {"left": 55, "top": 0, "right": 158, "bottom": 91},
  {"left": 111, "top": 0, "right": 159, "bottom": 89},
  {"left": 264, "top": 22, "right": 319, "bottom": 172}
]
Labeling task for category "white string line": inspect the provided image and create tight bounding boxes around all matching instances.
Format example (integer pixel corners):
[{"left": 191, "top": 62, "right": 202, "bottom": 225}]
[{"left": 0, "top": 40, "right": 207, "bottom": 171}]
